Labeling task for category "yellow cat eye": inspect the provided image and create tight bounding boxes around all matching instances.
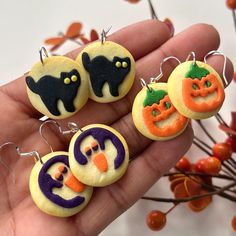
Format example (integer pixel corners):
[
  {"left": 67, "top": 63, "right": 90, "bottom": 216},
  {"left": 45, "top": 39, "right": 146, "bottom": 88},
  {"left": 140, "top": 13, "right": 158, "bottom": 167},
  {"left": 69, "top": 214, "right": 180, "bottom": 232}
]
[
  {"left": 71, "top": 75, "right": 78, "bottom": 82},
  {"left": 64, "top": 78, "right": 71, "bottom": 84},
  {"left": 122, "top": 62, "right": 128, "bottom": 68},
  {"left": 115, "top": 61, "right": 122, "bottom": 68}
]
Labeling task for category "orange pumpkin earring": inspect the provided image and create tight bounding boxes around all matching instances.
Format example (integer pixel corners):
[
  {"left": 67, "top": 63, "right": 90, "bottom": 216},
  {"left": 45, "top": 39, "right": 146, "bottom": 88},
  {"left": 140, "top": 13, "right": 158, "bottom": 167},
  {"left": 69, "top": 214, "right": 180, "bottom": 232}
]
[
  {"left": 167, "top": 51, "right": 227, "bottom": 120},
  {"left": 132, "top": 56, "right": 189, "bottom": 141}
]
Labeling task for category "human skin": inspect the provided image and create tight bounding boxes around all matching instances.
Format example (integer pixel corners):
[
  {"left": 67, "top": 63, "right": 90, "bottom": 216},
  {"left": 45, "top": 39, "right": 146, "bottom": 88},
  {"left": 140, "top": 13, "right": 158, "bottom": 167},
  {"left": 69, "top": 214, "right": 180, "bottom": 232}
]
[{"left": 0, "top": 19, "right": 233, "bottom": 236}]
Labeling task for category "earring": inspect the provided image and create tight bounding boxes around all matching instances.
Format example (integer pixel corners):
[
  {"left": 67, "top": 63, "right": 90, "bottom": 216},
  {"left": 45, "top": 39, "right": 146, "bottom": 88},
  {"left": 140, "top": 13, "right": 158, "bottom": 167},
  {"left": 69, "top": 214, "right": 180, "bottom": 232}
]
[
  {"left": 132, "top": 57, "right": 189, "bottom": 141},
  {"left": 0, "top": 122, "right": 93, "bottom": 217},
  {"left": 167, "top": 51, "right": 226, "bottom": 120},
  {"left": 25, "top": 47, "right": 89, "bottom": 119},
  {"left": 76, "top": 29, "right": 136, "bottom": 103},
  {"left": 68, "top": 124, "right": 129, "bottom": 187}
]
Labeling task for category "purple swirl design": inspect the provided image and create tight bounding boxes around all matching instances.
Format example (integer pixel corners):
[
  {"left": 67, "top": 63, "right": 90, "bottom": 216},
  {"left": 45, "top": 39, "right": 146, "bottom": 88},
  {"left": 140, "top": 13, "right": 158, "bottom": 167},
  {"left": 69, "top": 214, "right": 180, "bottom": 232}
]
[
  {"left": 38, "top": 154, "right": 85, "bottom": 208},
  {"left": 73, "top": 127, "right": 125, "bottom": 169}
]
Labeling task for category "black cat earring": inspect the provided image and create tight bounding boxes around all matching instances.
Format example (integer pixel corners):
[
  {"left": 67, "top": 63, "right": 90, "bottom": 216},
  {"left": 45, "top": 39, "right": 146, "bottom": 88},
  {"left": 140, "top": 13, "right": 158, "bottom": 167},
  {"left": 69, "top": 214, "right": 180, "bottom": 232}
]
[
  {"left": 76, "top": 29, "right": 136, "bottom": 103},
  {"left": 25, "top": 47, "right": 89, "bottom": 119}
]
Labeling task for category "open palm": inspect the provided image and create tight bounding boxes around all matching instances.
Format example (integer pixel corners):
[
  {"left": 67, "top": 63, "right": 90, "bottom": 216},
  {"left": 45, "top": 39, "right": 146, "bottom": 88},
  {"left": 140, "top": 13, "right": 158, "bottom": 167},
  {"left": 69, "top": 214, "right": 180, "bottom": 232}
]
[{"left": 0, "top": 20, "right": 233, "bottom": 236}]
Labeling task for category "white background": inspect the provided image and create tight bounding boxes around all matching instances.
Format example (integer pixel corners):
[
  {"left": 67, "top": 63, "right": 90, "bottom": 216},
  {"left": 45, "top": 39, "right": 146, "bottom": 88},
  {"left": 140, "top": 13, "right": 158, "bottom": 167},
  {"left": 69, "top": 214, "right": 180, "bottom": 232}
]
[{"left": 0, "top": 0, "right": 236, "bottom": 235}]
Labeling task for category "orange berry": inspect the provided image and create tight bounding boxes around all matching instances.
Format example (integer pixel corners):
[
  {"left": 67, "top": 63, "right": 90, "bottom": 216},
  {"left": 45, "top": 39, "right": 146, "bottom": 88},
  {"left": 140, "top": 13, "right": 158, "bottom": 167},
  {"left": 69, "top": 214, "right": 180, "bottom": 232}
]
[
  {"left": 232, "top": 215, "right": 236, "bottom": 231},
  {"left": 146, "top": 210, "right": 167, "bottom": 231},
  {"left": 226, "top": 0, "right": 236, "bottom": 9},
  {"left": 234, "top": 70, "right": 236, "bottom": 82},
  {"left": 226, "top": 137, "right": 236, "bottom": 152},
  {"left": 212, "top": 142, "right": 232, "bottom": 161},
  {"left": 203, "top": 157, "right": 222, "bottom": 175},
  {"left": 175, "top": 157, "right": 191, "bottom": 171},
  {"left": 195, "top": 159, "right": 206, "bottom": 173},
  {"left": 126, "top": 0, "right": 141, "bottom": 3}
]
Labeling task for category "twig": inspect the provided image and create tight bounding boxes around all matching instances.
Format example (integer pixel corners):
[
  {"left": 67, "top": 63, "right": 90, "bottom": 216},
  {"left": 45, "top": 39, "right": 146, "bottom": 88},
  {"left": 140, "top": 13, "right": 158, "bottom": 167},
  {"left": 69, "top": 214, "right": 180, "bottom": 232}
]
[
  {"left": 142, "top": 182, "right": 236, "bottom": 203},
  {"left": 195, "top": 120, "right": 217, "bottom": 144}
]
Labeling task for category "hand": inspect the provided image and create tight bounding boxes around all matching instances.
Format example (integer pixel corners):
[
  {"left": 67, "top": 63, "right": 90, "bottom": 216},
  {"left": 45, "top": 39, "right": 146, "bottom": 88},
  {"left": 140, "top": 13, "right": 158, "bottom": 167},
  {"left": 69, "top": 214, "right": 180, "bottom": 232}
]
[{"left": 0, "top": 20, "right": 233, "bottom": 236}]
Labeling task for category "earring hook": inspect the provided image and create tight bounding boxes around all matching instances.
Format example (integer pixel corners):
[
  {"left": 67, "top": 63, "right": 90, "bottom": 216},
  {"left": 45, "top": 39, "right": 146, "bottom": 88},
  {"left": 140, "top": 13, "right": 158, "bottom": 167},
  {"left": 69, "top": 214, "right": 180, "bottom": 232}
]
[
  {"left": 204, "top": 50, "right": 229, "bottom": 87},
  {"left": 185, "top": 51, "right": 196, "bottom": 65},
  {"left": 39, "top": 46, "right": 49, "bottom": 65},
  {"left": 39, "top": 120, "right": 81, "bottom": 153},
  {"left": 101, "top": 26, "right": 112, "bottom": 44},
  {"left": 150, "top": 56, "right": 181, "bottom": 83},
  {"left": 0, "top": 142, "right": 43, "bottom": 184},
  {"left": 140, "top": 78, "right": 152, "bottom": 92}
]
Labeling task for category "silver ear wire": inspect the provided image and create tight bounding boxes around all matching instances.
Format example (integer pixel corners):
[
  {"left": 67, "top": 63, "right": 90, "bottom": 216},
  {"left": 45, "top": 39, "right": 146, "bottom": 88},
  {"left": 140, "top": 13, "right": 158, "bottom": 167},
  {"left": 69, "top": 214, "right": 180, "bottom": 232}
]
[
  {"left": 185, "top": 51, "right": 196, "bottom": 65},
  {"left": 39, "top": 120, "right": 80, "bottom": 153},
  {"left": 0, "top": 142, "right": 42, "bottom": 184},
  {"left": 101, "top": 26, "right": 112, "bottom": 44},
  {"left": 204, "top": 50, "right": 229, "bottom": 87},
  {"left": 39, "top": 46, "right": 49, "bottom": 65},
  {"left": 140, "top": 78, "right": 152, "bottom": 92},
  {"left": 150, "top": 56, "right": 181, "bottom": 83}
]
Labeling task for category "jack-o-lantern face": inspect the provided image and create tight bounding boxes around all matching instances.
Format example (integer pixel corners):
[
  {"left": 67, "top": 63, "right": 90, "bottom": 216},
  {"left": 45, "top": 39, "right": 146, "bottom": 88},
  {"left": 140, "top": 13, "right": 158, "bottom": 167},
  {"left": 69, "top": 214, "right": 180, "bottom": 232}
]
[
  {"left": 132, "top": 82, "right": 189, "bottom": 141},
  {"left": 142, "top": 90, "right": 188, "bottom": 137},
  {"left": 167, "top": 61, "right": 225, "bottom": 119},
  {"left": 182, "top": 72, "right": 225, "bottom": 113}
]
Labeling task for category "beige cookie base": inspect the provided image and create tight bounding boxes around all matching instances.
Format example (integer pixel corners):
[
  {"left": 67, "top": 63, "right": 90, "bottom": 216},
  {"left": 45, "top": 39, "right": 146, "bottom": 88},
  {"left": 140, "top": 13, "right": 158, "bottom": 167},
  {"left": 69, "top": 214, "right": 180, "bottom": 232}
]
[
  {"left": 76, "top": 41, "right": 135, "bottom": 103},
  {"left": 29, "top": 151, "right": 93, "bottom": 217},
  {"left": 26, "top": 56, "right": 89, "bottom": 119},
  {"left": 132, "top": 82, "right": 189, "bottom": 141},
  {"left": 167, "top": 61, "right": 224, "bottom": 119},
  {"left": 69, "top": 124, "right": 129, "bottom": 187}
]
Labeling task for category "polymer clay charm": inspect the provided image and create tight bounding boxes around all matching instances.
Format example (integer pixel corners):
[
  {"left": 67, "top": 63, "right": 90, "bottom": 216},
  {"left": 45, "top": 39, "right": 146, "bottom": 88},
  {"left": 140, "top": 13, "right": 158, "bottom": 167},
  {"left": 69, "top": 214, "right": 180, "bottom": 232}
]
[
  {"left": 25, "top": 49, "right": 89, "bottom": 119},
  {"left": 76, "top": 41, "right": 135, "bottom": 103},
  {"left": 167, "top": 59, "right": 225, "bottom": 119},
  {"left": 69, "top": 124, "right": 129, "bottom": 187},
  {"left": 29, "top": 151, "right": 93, "bottom": 217},
  {"left": 132, "top": 82, "right": 189, "bottom": 141}
]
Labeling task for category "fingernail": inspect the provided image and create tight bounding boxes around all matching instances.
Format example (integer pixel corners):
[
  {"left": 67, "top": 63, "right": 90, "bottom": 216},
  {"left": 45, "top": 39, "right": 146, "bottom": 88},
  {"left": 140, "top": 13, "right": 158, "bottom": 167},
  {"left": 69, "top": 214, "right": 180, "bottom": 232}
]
[{"left": 162, "top": 18, "right": 175, "bottom": 37}]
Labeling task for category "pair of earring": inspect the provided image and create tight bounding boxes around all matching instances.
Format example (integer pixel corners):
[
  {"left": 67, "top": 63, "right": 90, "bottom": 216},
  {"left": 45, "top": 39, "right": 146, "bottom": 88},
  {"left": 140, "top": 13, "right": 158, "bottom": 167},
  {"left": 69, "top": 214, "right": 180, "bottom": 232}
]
[
  {"left": 132, "top": 51, "right": 227, "bottom": 141},
  {"left": 0, "top": 120, "right": 129, "bottom": 217},
  {"left": 25, "top": 30, "right": 136, "bottom": 119}
]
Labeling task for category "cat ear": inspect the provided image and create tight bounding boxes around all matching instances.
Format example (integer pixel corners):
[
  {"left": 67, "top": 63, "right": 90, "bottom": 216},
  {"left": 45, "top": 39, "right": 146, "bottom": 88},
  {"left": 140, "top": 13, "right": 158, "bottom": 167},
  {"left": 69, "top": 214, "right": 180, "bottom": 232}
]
[
  {"left": 71, "top": 69, "right": 81, "bottom": 78},
  {"left": 113, "top": 56, "right": 120, "bottom": 63},
  {"left": 60, "top": 71, "right": 68, "bottom": 78},
  {"left": 125, "top": 57, "right": 131, "bottom": 64}
]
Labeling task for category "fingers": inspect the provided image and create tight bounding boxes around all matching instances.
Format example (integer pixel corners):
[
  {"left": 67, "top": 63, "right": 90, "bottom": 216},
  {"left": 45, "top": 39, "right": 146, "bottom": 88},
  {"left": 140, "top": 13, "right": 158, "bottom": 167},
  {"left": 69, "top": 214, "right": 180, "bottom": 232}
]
[
  {"left": 74, "top": 125, "right": 193, "bottom": 236},
  {"left": 0, "top": 19, "right": 172, "bottom": 118},
  {"left": 67, "top": 19, "right": 172, "bottom": 60}
]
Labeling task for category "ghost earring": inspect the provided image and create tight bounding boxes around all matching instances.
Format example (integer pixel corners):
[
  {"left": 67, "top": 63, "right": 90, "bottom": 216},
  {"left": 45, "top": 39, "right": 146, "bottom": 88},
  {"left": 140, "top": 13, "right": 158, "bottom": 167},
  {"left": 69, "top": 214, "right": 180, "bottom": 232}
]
[
  {"left": 76, "top": 28, "right": 136, "bottom": 103},
  {"left": 25, "top": 47, "right": 89, "bottom": 119},
  {"left": 167, "top": 51, "right": 226, "bottom": 119},
  {"left": 30, "top": 120, "right": 93, "bottom": 217},
  {"left": 132, "top": 56, "right": 189, "bottom": 141},
  {"left": 68, "top": 123, "right": 129, "bottom": 187}
]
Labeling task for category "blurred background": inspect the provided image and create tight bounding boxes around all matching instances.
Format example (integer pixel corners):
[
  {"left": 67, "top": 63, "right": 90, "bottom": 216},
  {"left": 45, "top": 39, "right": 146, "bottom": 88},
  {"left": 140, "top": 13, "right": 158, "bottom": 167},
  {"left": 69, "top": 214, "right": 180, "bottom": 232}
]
[{"left": 0, "top": 0, "right": 235, "bottom": 235}]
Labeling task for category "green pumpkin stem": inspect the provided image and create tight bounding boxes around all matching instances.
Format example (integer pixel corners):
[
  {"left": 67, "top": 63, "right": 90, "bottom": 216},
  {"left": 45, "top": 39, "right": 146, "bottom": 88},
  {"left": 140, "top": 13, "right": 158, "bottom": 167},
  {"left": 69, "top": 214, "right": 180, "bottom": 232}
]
[
  {"left": 143, "top": 89, "right": 167, "bottom": 107},
  {"left": 185, "top": 62, "right": 210, "bottom": 80}
]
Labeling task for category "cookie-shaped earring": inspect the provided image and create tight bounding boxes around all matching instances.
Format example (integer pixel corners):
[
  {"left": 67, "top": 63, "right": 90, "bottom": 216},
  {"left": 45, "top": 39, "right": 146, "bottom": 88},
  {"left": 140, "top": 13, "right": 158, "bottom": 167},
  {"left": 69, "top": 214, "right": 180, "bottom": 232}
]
[
  {"left": 76, "top": 29, "right": 135, "bottom": 103},
  {"left": 69, "top": 124, "right": 129, "bottom": 187},
  {"left": 167, "top": 51, "right": 226, "bottom": 120},
  {"left": 30, "top": 151, "right": 93, "bottom": 217},
  {"left": 29, "top": 121, "right": 93, "bottom": 217},
  {"left": 25, "top": 47, "right": 89, "bottom": 119},
  {"left": 132, "top": 57, "right": 189, "bottom": 141}
]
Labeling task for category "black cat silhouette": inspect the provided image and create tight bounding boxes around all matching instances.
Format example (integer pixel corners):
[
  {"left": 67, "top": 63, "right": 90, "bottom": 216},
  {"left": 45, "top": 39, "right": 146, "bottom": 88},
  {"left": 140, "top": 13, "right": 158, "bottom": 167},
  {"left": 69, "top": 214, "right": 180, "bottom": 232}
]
[
  {"left": 26, "top": 69, "right": 81, "bottom": 116},
  {"left": 82, "top": 52, "right": 131, "bottom": 97}
]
